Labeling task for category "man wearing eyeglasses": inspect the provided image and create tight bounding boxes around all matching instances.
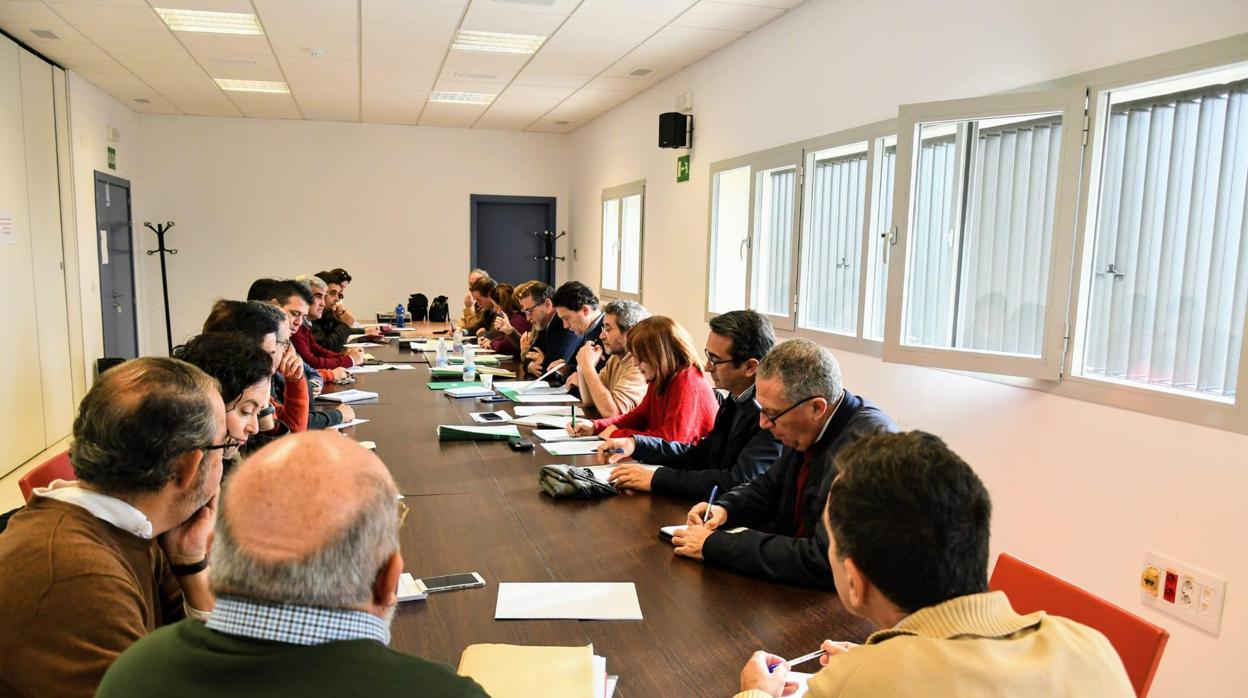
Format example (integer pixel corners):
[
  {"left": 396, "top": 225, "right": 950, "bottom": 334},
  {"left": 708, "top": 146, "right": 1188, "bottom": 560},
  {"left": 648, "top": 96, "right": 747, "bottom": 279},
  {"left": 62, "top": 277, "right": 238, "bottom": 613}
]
[
  {"left": 517, "top": 281, "right": 579, "bottom": 379},
  {"left": 98, "top": 432, "right": 488, "bottom": 698},
  {"left": 670, "top": 338, "right": 897, "bottom": 588},
  {"left": 600, "top": 310, "right": 784, "bottom": 500},
  {"left": 0, "top": 357, "right": 225, "bottom": 698}
]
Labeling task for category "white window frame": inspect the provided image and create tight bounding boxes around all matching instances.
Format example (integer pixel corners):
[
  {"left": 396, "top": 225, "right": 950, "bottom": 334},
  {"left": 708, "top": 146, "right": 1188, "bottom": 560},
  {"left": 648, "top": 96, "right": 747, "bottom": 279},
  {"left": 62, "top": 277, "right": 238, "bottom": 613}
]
[
  {"left": 792, "top": 120, "right": 897, "bottom": 357},
  {"left": 705, "top": 146, "right": 803, "bottom": 331},
  {"left": 600, "top": 180, "right": 645, "bottom": 302},
  {"left": 1052, "top": 37, "right": 1248, "bottom": 433},
  {"left": 882, "top": 88, "right": 1088, "bottom": 381}
]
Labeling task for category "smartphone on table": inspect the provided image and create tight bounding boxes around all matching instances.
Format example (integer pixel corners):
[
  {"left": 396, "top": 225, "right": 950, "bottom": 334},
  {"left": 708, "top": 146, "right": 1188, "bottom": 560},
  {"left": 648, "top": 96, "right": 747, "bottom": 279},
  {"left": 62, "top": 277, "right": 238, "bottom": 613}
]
[{"left": 417, "top": 572, "right": 486, "bottom": 593}]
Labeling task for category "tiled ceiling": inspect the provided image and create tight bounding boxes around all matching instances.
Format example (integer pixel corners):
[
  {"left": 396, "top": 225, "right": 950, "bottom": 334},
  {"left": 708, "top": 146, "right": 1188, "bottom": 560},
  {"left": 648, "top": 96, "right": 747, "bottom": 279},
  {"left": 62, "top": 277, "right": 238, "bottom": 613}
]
[{"left": 0, "top": 0, "right": 804, "bottom": 133}]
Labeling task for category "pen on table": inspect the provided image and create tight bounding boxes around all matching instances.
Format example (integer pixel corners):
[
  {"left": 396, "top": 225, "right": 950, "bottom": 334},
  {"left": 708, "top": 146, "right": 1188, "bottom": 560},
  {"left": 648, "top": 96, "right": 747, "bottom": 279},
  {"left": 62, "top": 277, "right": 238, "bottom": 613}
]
[
  {"left": 702, "top": 485, "right": 719, "bottom": 524},
  {"left": 768, "top": 648, "right": 827, "bottom": 672}
]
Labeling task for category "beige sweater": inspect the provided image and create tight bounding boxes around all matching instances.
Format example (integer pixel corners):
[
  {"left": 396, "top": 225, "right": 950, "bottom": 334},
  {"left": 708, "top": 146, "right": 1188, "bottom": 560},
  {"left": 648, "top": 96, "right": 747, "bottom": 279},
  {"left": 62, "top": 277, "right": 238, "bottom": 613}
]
[{"left": 735, "top": 591, "right": 1134, "bottom": 698}]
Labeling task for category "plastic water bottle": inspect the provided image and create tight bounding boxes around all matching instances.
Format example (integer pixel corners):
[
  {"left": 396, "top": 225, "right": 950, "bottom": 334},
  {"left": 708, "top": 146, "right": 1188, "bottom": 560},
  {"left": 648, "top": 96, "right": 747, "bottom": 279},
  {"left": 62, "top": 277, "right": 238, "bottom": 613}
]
[
  {"left": 452, "top": 328, "right": 464, "bottom": 353},
  {"left": 435, "top": 337, "right": 448, "bottom": 367},
  {"left": 394, "top": 303, "right": 406, "bottom": 328},
  {"left": 462, "top": 345, "right": 477, "bottom": 383}
]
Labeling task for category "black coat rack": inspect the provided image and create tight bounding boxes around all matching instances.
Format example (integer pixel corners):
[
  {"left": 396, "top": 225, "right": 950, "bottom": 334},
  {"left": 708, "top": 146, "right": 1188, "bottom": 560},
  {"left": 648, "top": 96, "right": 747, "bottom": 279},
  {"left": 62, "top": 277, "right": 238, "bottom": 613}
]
[{"left": 144, "top": 221, "right": 177, "bottom": 355}]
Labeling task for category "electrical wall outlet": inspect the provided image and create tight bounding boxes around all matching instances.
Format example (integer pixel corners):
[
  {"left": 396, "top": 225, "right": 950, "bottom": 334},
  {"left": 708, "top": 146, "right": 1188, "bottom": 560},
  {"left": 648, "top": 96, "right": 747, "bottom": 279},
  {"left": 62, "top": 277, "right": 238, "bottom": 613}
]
[{"left": 1141, "top": 552, "right": 1226, "bottom": 635}]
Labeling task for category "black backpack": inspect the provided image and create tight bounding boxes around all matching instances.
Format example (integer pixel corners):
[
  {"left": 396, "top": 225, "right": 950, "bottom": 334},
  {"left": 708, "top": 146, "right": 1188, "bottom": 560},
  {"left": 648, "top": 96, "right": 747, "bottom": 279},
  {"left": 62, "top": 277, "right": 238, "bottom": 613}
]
[
  {"left": 429, "top": 295, "right": 450, "bottom": 323},
  {"left": 408, "top": 293, "right": 428, "bottom": 321}
]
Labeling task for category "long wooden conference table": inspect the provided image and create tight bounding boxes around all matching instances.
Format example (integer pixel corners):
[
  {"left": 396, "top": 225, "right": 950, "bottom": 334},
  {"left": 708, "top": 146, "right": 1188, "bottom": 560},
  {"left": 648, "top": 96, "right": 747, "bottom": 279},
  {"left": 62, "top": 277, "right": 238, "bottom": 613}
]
[{"left": 326, "top": 327, "right": 873, "bottom": 697}]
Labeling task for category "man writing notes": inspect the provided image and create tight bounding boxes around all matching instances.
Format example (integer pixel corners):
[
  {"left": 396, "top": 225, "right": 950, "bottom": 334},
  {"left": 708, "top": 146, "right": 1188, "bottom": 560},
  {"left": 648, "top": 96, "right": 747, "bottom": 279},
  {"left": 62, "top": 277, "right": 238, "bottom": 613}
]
[
  {"left": 0, "top": 358, "right": 223, "bottom": 697},
  {"left": 734, "top": 432, "right": 1134, "bottom": 698},
  {"left": 600, "top": 310, "right": 784, "bottom": 500},
  {"left": 671, "top": 338, "right": 897, "bottom": 588},
  {"left": 550, "top": 281, "right": 607, "bottom": 383},
  {"left": 518, "top": 281, "right": 578, "bottom": 379},
  {"left": 98, "top": 432, "right": 488, "bottom": 698}
]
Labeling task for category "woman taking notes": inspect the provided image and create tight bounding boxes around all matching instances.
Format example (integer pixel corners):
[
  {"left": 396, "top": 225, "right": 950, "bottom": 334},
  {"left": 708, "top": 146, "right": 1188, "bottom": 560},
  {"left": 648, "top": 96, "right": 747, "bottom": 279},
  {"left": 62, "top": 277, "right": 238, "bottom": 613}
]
[{"left": 566, "top": 316, "right": 716, "bottom": 442}]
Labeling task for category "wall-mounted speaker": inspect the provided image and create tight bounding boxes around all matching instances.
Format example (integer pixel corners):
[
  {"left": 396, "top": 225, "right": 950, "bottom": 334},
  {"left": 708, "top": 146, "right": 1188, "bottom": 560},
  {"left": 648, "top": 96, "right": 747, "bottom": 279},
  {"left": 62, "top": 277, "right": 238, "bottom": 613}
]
[{"left": 658, "top": 112, "right": 691, "bottom": 149}]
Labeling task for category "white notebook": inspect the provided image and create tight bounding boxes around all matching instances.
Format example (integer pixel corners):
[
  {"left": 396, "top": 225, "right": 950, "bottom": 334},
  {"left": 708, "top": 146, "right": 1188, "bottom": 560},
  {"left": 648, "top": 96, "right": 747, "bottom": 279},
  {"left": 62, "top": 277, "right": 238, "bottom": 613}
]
[
  {"left": 445, "top": 386, "right": 494, "bottom": 398},
  {"left": 317, "top": 389, "right": 378, "bottom": 403}
]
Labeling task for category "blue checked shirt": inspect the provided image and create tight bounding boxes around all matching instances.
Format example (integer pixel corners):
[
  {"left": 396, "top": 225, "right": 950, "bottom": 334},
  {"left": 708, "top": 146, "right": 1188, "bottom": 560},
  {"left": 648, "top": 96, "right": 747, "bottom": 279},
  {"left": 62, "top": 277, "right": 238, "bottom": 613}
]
[{"left": 206, "top": 595, "right": 391, "bottom": 647}]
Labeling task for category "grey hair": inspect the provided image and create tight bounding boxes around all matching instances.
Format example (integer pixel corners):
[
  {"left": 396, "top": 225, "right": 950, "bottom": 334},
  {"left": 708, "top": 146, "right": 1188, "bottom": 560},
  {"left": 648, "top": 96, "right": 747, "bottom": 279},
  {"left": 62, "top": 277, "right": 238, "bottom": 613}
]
[
  {"left": 296, "top": 274, "right": 327, "bottom": 294},
  {"left": 756, "top": 338, "right": 844, "bottom": 405},
  {"left": 210, "top": 469, "right": 400, "bottom": 609},
  {"left": 603, "top": 300, "right": 651, "bottom": 332},
  {"left": 70, "top": 357, "right": 220, "bottom": 494},
  {"left": 469, "top": 268, "right": 489, "bottom": 279},
  {"left": 247, "top": 300, "right": 289, "bottom": 341}
]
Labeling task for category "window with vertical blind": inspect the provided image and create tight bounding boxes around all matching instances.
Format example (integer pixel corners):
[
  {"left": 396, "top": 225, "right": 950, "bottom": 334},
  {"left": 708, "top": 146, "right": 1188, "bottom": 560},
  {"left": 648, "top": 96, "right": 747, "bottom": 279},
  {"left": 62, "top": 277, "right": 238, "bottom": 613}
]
[
  {"left": 799, "top": 142, "right": 868, "bottom": 336},
  {"left": 884, "top": 88, "right": 1086, "bottom": 379},
  {"left": 600, "top": 181, "right": 644, "bottom": 300},
  {"left": 752, "top": 163, "right": 799, "bottom": 324},
  {"left": 1074, "top": 70, "right": 1248, "bottom": 402}
]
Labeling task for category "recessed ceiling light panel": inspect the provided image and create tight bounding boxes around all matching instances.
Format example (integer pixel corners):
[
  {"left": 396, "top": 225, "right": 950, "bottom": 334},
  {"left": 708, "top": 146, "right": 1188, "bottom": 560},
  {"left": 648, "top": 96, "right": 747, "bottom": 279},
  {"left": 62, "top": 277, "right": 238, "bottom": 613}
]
[
  {"left": 155, "top": 8, "right": 263, "bottom": 36},
  {"left": 429, "top": 91, "right": 495, "bottom": 105},
  {"left": 452, "top": 30, "right": 545, "bottom": 55},
  {"left": 215, "top": 79, "right": 289, "bottom": 94}
]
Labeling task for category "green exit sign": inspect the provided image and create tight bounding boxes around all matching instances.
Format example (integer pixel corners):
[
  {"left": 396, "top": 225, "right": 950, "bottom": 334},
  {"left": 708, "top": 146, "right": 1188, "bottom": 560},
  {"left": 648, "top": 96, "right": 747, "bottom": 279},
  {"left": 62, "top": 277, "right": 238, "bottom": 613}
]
[
  {"left": 676, "top": 154, "right": 690, "bottom": 182},
  {"left": 107, "top": 147, "right": 116, "bottom": 170}
]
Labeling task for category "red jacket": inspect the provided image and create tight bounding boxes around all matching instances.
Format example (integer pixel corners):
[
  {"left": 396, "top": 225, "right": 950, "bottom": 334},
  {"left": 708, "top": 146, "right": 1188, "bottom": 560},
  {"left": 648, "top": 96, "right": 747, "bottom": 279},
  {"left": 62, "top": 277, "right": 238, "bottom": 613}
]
[
  {"left": 292, "top": 323, "right": 353, "bottom": 370},
  {"left": 273, "top": 372, "right": 308, "bottom": 432},
  {"left": 592, "top": 366, "right": 717, "bottom": 441}
]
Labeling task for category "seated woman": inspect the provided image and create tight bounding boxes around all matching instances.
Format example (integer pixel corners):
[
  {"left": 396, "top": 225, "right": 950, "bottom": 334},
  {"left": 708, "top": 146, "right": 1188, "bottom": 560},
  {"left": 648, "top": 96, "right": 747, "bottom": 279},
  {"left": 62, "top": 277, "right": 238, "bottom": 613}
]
[
  {"left": 480, "top": 282, "right": 531, "bottom": 357},
  {"left": 172, "top": 331, "right": 273, "bottom": 473},
  {"left": 463, "top": 276, "right": 500, "bottom": 337},
  {"left": 567, "top": 316, "right": 717, "bottom": 442}
]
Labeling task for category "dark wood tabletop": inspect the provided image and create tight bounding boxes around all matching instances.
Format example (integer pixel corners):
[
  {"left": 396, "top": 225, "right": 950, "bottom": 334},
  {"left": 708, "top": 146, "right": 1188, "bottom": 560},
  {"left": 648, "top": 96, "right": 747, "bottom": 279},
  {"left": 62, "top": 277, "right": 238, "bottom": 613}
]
[{"left": 326, "top": 324, "right": 873, "bottom": 697}]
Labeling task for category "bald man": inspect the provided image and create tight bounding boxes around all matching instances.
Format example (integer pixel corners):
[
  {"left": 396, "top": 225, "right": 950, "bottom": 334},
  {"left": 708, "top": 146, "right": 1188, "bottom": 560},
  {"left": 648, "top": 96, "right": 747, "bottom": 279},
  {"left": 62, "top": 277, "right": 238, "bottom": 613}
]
[{"left": 98, "top": 432, "right": 488, "bottom": 698}]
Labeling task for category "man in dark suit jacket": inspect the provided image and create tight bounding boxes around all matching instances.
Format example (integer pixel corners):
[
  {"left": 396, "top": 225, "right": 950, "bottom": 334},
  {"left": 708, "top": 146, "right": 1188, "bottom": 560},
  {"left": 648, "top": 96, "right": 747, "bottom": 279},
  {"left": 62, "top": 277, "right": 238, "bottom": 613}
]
[
  {"left": 519, "top": 282, "right": 579, "bottom": 379},
  {"left": 550, "top": 281, "right": 607, "bottom": 387},
  {"left": 598, "top": 310, "right": 784, "bottom": 500},
  {"left": 671, "top": 338, "right": 897, "bottom": 589}
]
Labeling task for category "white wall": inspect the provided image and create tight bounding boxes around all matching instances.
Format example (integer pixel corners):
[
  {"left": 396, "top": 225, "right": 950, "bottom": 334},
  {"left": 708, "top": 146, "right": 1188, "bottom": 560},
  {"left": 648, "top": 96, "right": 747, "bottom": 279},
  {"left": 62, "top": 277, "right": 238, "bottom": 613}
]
[
  {"left": 134, "top": 116, "right": 569, "bottom": 352},
  {"left": 567, "top": 1, "right": 1248, "bottom": 695}
]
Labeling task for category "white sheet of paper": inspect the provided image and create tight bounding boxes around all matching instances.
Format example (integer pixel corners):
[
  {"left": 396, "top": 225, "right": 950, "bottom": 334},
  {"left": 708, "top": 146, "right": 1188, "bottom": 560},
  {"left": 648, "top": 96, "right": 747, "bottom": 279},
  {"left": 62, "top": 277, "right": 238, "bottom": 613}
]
[
  {"left": 659, "top": 524, "right": 686, "bottom": 538},
  {"left": 386, "top": 363, "right": 417, "bottom": 370},
  {"left": 493, "top": 380, "right": 548, "bottom": 390},
  {"left": 346, "top": 365, "right": 383, "bottom": 374},
  {"left": 593, "top": 656, "right": 606, "bottom": 698},
  {"left": 531, "top": 428, "right": 598, "bottom": 442},
  {"left": 470, "top": 411, "right": 512, "bottom": 423},
  {"left": 318, "top": 389, "right": 378, "bottom": 403},
  {"left": 540, "top": 440, "right": 605, "bottom": 456},
  {"left": 437, "top": 424, "right": 521, "bottom": 437},
  {"left": 605, "top": 675, "right": 618, "bottom": 698},
  {"left": 495, "top": 582, "right": 642, "bottom": 620},
  {"left": 513, "top": 393, "right": 579, "bottom": 404},
  {"left": 513, "top": 404, "right": 582, "bottom": 416},
  {"left": 344, "top": 341, "right": 382, "bottom": 348},
  {"left": 512, "top": 414, "right": 573, "bottom": 428},
  {"left": 329, "top": 418, "right": 369, "bottom": 430},
  {"left": 585, "top": 464, "right": 659, "bottom": 484}
]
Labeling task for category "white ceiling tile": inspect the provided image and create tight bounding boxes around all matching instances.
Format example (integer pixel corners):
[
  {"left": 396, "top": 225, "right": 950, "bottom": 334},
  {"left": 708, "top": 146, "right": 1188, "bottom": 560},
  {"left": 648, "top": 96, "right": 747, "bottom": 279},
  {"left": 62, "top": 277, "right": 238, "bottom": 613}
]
[
  {"left": 673, "top": 1, "right": 786, "bottom": 33},
  {"left": 511, "top": 70, "right": 590, "bottom": 89},
  {"left": 552, "top": 16, "right": 660, "bottom": 47},
  {"left": 485, "top": 92, "right": 562, "bottom": 113},
  {"left": 363, "top": 21, "right": 457, "bottom": 45},
  {"left": 261, "top": 17, "right": 358, "bottom": 42},
  {"left": 1, "top": 22, "right": 89, "bottom": 44},
  {"left": 278, "top": 55, "right": 358, "bottom": 76},
  {"left": 254, "top": 0, "right": 358, "bottom": 21},
  {"left": 460, "top": 6, "right": 564, "bottom": 35},
  {"left": 603, "top": 37, "right": 711, "bottom": 77},
  {"left": 0, "top": 2, "right": 63, "bottom": 25},
  {"left": 582, "top": 75, "right": 650, "bottom": 94},
  {"left": 61, "top": 57, "right": 131, "bottom": 74},
  {"left": 45, "top": 2, "right": 165, "bottom": 30},
  {"left": 501, "top": 83, "right": 576, "bottom": 99},
  {"left": 77, "top": 27, "right": 184, "bottom": 52},
  {"left": 441, "top": 47, "right": 530, "bottom": 72},
  {"left": 152, "top": 0, "right": 254, "bottom": 12},
  {"left": 437, "top": 65, "right": 516, "bottom": 85},
  {"left": 115, "top": 53, "right": 206, "bottom": 77},
  {"left": 474, "top": 110, "right": 539, "bottom": 130},
  {"left": 431, "top": 79, "right": 501, "bottom": 95},
  {"left": 420, "top": 100, "right": 488, "bottom": 127},
  {"left": 287, "top": 73, "right": 358, "bottom": 92},
  {"left": 574, "top": 0, "right": 698, "bottom": 25},
  {"left": 362, "top": 72, "right": 437, "bottom": 91},
  {"left": 361, "top": 0, "right": 463, "bottom": 26},
  {"left": 362, "top": 109, "right": 419, "bottom": 126},
  {"left": 363, "top": 87, "right": 428, "bottom": 108},
  {"left": 645, "top": 24, "right": 744, "bottom": 54},
  {"left": 167, "top": 96, "right": 241, "bottom": 116},
  {"left": 466, "top": 0, "right": 576, "bottom": 16},
  {"left": 177, "top": 33, "right": 274, "bottom": 58},
  {"left": 523, "top": 16, "right": 658, "bottom": 75},
  {"left": 228, "top": 92, "right": 302, "bottom": 119},
  {"left": 269, "top": 37, "right": 356, "bottom": 59},
  {"left": 301, "top": 101, "right": 359, "bottom": 122},
  {"left": 24, "top": 40, "right": 109, "bottom": 62},
  {"left": 719, "top": 0, "right": 804, "bottom": 8}
]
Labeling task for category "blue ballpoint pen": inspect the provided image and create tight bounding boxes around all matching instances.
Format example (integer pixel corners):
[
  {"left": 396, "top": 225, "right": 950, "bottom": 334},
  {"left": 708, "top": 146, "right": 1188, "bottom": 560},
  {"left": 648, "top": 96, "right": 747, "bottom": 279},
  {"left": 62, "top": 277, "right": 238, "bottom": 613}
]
[{"left": 702, "top": 485, "right": 719, "bottom": 524}]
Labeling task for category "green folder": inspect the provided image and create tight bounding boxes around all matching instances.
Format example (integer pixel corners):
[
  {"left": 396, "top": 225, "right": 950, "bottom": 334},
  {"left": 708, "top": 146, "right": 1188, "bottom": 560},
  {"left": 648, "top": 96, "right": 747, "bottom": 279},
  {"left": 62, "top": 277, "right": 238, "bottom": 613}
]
[
  {"left": 426, "top": 380, "right": 482, "bottom": 390},
  {"left": 436, "top": 425, "right": 521, "bottom": 441},
  {"left": 496, "top": 387, "right": 521, "bottom": 401},
  {"left": 448, "top": 355, "right": 501, "bottom": 365}
]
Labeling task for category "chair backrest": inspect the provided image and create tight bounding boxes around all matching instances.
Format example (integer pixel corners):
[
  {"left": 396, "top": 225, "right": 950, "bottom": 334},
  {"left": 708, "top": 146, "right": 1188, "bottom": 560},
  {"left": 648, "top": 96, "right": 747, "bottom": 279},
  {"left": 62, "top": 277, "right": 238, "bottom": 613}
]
[
  {"left": 989, "top": 553, "right": 1168, "bottom": 697},
  {"left": 18, "top": 451, "right": 76, "bottom": 502}
]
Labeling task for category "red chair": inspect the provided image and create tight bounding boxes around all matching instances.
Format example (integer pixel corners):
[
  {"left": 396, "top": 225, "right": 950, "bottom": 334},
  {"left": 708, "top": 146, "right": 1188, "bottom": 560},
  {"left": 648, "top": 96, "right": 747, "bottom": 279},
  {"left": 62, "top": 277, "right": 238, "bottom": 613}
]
[
  {"left": 989, "top": 553, "right": 1168, "bottom": 697},
  {"left": 18, "top": 451, "right": 75, "bottom": 502}
]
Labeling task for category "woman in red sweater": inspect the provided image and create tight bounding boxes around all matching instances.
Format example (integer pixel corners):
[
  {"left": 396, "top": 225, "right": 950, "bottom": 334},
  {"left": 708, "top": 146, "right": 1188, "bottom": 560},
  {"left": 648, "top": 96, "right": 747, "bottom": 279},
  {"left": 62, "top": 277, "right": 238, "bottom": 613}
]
[{"left": 567, "top": 316, "right": 716, "bottom": 442}]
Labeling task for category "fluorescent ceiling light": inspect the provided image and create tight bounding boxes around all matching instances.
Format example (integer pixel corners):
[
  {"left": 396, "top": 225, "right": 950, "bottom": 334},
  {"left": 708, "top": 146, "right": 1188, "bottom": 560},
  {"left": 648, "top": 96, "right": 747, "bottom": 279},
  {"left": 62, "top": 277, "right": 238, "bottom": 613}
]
[
  {"left": 215, "top": 79, "right": 289, "bottom": 94},
  {"left": 452, "top": 30, "right": 545, "bottom": 55},
  {"left": 154, "top": 8, "right": 263, "bottom": 35},
  {"left": 429, "top": 91, "right": 495, "bottom": 105}
]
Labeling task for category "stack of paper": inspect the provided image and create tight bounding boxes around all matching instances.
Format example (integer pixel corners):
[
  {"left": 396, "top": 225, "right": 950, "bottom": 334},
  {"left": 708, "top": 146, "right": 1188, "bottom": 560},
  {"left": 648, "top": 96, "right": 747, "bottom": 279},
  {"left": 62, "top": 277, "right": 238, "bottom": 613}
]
[
  {"left": 317, "top": 389, "right": 378, "bottom": 403},
  {"left": 436, "top": 424, "right": 521, "bottom": 441},
  {"left": 444, "top": 385, "right": 495, "bottom": 398},
  {"left": 494, "top": 582, "right": 643, "bottom": 620},
  {"left": 458, "top": 644, "right": 611, "bottom": 698},
  {"left": 512, "top": 414, "right": 574, "bottom": 428},
  {"left": 509, "top": 392, "right": 579, "bottom": 404}
]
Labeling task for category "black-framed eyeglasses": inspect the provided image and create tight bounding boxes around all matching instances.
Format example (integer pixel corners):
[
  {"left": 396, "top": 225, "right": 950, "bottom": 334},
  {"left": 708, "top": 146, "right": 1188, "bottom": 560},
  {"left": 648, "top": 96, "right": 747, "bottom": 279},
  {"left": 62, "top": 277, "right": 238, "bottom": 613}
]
[
  {"left": 277, "top": 338, "right": 292, "bottom": 349},
  {"left": 754, "top": 395, "right": 823, "bottom": 424},
  {"left": 704, "top": 349, "right": 736, "bottom": 367},
  {"left": 201, "top": 435, "right": 242, "bottom": 452}
]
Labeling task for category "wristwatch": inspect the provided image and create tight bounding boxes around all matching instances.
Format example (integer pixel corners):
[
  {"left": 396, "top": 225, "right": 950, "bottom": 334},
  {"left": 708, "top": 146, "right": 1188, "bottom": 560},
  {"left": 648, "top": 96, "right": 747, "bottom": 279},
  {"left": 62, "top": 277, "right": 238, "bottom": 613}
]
[{"left": 170, "top": 558, "right": 209, "bottom": 577}]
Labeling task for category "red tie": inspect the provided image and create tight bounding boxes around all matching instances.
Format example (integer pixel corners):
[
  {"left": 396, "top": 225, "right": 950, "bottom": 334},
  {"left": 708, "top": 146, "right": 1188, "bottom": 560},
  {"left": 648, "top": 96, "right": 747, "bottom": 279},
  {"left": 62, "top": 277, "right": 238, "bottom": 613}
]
[{"left": 793, "top": 450, "right": 814, "bottom": 537}]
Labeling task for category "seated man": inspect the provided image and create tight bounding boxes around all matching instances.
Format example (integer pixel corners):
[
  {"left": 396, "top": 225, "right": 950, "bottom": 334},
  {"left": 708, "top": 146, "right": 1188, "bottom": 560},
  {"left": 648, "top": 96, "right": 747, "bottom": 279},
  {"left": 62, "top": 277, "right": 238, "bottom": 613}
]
[
  {"left": 568, "top": 299, "right": 649, "bottom": 419},
  {"left": 98, "top": 432, "right": 488, "bottom": 698},
  {"left": 550, "top": 281, "right": 607, "bottom": 382},
  {"left": 311, "top": 270, "right": 357, "bottom": 352},
  {"left": 602, "top": 310, "right": 784, "bottom": 500},
  {"left": 735, "top": 432, "right": 1134, "bottom": 698},
  {"left": 459, "top": 267, "right": 489, "bottom": 331},
  {"left": 518, "top": 281, "right": 578, "bottom": 379},
  {"left": 671, "top": 338, "right": 896, "bottom": 588},
  {"left": 281, "top": 277, "right": 365, "bottom": 371},
  {"left": 0, "top": 358, "right": 223, "bottom": 697}
]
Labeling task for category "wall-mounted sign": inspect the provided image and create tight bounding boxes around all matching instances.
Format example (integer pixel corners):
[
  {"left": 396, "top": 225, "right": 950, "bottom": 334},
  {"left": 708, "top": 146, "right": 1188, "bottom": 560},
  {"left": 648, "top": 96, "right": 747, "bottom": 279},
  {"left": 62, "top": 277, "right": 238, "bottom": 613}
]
[
  {"left": 107, "top": 147, "right": 116, "bottom": 170},
  {"left": 676, "top": 154, "right": 690, "bottom": 183}
]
